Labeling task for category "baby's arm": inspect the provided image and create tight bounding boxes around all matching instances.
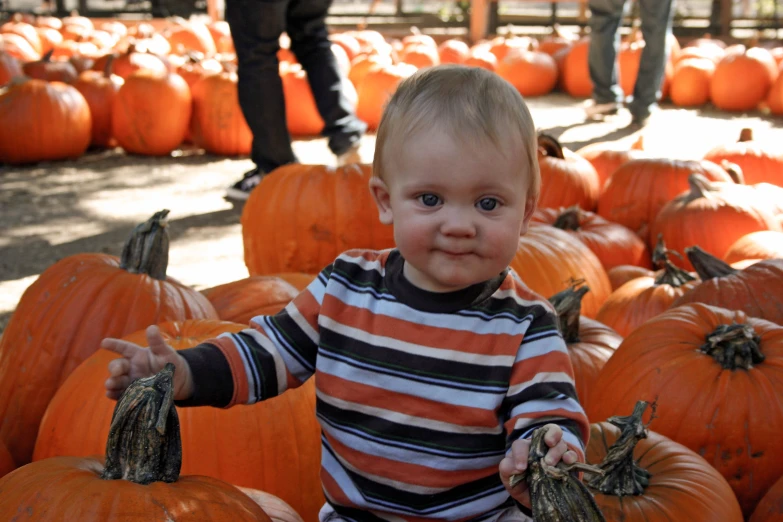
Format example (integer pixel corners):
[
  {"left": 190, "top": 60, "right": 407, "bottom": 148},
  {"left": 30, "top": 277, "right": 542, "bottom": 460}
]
[{"left": 498, "top": 307, "right": 590, "bottom": 507}]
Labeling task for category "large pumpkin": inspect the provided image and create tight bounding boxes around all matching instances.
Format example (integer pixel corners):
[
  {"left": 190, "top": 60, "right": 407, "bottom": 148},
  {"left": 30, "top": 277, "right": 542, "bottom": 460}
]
[
  {"left": 2, "top": 364, "right": 273, "bottom": 522},
  {"left": 597, "top": 158, "right": 732, "bottom": 242},
  {"left": 751, "top": 473, "right": 783, "bottom": 522},
  {"left": 561, "top": 37, "right": 592, "bottom": 97},
  {"left": 510, "top": 224, "right": 611, "bottom": 318},
  {"left": 703, "top": 128, "right": 783, "bottom": 186},
  {"left": 585, "top": 401, "right": 743, "bottom": 521},
  {"left": 0, "top": 211, "right": 217, "bottom": 467},
  {"left": 670, "top": 57, "right": 715, "bottom": 107},
  {"left": 190, "top": 68, "right": 252, "bottom": 156},
  {"left": 649, "top": 174, "right": 781, "bottom": 269},
  {"left": 548, "top": 284, "right": 621, "bottom": 412},
  {"left": 710, "top": 47, "right": 777, "bottom": 112},
  {"left": 575, "top": 135, "right": 646, "bottom": 188},
  {"left": 33, "top": 320, "right": 324, "bottom": 522},
  {"left": 533, "top": 206, "right": 651, "bottom": 270},
  {"left": 673, "top": 246, "right": 783, "bottom": 325},
  {"left": 112, "top": 69, "right": 192, "bottom": 156},
  {"left": 242, "top": 164, "right": 395, "bottom": 275},
  {"left": 587, "top": 303, "right": 783, "bottom": 517},
  {"left": 537, "top": 134, "right": 600, "bottom": 211},
  {"left": 0, "top": 440, "right": 14, "bottom": 479},
  {"left": 496, "top": 48, "right": 558, "bottom": 97},
  {"left": 0, "top": 77, "right": 91, "bottom": 164}
]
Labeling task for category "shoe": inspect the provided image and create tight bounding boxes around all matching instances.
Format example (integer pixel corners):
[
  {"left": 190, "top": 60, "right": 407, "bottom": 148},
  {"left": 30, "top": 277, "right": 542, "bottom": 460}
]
[
  {"left": 335, "top": 141, "right": 362, "bottom": 167},
  {"left": 584, "top": 101, "right": 623, "bottom": 121},
  {"left": 629, "top": 112, "right": 651, "bottom": 128},
  {"left": 225, "top": 168, "right": 265, "bottom": 202}
]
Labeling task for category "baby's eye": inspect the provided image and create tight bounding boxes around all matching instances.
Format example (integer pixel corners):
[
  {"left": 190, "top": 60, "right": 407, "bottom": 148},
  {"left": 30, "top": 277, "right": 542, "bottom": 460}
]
[
  {"left": 419, "top": 194, "right": 441, "bottom": 207},
  {"left": 477, "top": 197, "right": 498, "bottom": 211}
]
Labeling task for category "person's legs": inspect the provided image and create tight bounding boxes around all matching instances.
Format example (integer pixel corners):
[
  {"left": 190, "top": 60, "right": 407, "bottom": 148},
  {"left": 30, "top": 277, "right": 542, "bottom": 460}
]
[
  {"left": 286, "top": 0, "right": 367, "bottom": 157},
  {"left": 225, "top": 0, "right": 297, "bottom": 175},
  {"left": 586, "top": 0, "right": 627, "bottom": 118},
  {"left": 629, "top": 0, "right": 674, "bottom": 123}
]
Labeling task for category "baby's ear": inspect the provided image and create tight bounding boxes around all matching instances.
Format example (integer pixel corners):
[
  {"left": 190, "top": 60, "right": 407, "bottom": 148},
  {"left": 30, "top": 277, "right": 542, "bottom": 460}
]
[
  {"left": 369, "top": 177, "right": 394, "bottom": 225},
  {"left": 519, "top": 194, "right": 538, "bottom": 236}
]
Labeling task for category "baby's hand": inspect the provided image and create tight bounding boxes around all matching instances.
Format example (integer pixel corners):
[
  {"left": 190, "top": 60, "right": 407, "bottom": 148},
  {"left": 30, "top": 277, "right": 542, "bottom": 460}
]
[
  {"left": 498, "top": 424, "right": 579, "bottom": 507},
  {"left": 102, "top": 325, "right": 194, "bottom": 401}
]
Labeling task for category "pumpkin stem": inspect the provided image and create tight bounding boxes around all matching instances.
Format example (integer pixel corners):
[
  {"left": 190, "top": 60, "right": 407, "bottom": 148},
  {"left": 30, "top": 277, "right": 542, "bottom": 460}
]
[
  {"left": 651, "top": 235, "right": 696, "bottom": 287},
  {"left": 119, "top": 209, "right": 171, "bottom": 280},
  {"left": 102, "top": 54, "right": 115, "bottom": 78},
  {"left": 721, "top": 160, "right": 745, "bottom": 184},
  {"left": 42, "top": 48, "right": 55, "bottom": 62},
  {"left": 552, "top": 206, "right": 582, "bottom": 231},
  {"left": 701, "top": 324, "right": 765, "bottom": 370},
  {"left": 101, "top": 363, "right": 182, "bottom": 484},
  {"left": 739, "top": 128, "right": 754, "bottom": 143},
  {"left": 685, "top": 245, "right": 738, "bottom": 280},
  {"left": 537, "top": 133, "right": 565, "bottom": 160},
  {"left": 549, "top": 280, "right": 589, "bottom": 343},
  {"left": 585, "top": 401, "right": 654, "bottom": 496}
]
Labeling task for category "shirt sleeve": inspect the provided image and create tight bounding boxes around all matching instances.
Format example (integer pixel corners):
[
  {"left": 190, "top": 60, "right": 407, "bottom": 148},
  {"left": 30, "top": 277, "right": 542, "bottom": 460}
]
[
  {"left": 176, "top": 265, "right": 330, "bottom": 408},
  {"left": 501, "top": 305, "right": 590, "bottom": 460}
]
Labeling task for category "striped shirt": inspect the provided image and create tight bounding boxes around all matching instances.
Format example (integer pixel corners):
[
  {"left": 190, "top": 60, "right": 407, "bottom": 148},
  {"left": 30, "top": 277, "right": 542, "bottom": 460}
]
[{"left": 179, "top": 249, "right": 589, "bottom": 521}]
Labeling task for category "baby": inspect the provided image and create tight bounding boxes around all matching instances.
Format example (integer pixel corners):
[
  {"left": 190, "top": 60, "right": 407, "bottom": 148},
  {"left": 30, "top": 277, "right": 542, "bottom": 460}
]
[{"left": 103, "top": 64, "right": 589, "bottom": 522}]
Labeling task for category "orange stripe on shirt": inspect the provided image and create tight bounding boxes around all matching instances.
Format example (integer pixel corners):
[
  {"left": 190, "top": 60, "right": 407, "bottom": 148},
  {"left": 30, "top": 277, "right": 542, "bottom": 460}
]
[
  {"left": 508, "top": 351, "right": 575, "bottom": 388},
  {"left": 318, "top": 373, "right": 500, "bottom": 428},
  {"left": 212, "top": 336, "right": 251, "bottom": 406}
]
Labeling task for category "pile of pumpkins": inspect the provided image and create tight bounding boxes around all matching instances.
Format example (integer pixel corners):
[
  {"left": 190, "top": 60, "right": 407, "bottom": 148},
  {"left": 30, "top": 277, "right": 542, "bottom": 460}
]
[
  {"left": 2, "top": 13, "right": 782, "bottom": 165},
  {"left": 1, "top": 120, "right": 783, "bottom": 520}
]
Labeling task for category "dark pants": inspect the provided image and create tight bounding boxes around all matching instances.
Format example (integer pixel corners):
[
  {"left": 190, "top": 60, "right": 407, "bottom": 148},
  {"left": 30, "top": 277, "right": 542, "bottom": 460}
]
[
  {"left": 588, "top": 0, "right": 674, "bottom": 119},
  {"left": 225, "top": 0, "right": 367, "bottom": 172}
]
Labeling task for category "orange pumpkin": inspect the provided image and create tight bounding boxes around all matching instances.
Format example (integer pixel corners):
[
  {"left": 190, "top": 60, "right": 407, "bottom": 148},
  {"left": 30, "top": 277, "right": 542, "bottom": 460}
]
[
  {"left": 356, "top": 62, "right": 416, "bottom": 130},
  {"left": 649, "top": 174, "right": 781, "bottom": 269},
  {"left": 597, "top": 158, "right": 732, "bottom": 242},
  {"left": 724, "top": 230, "right": 783, "bottom": 265},
  {"left": 165, "top": 18, "right": 216, "bottom": 56},
  {"left": 488, "top": 35, "right": 535, "bottom": 63},
  {"left": 533, "top": 206, "right": 651, "bottom": 271},
  {"left": 0, "top": 17, "right": 43, "bottom": 55},
  {"left": 21, "top": 48, "right": 78, "bottom": 82},
  {"left": 575, "top": 135, "right": 646, "bottom": 188},
  {"left": 751, "top": 473, "right": 783, "bottom": 522},
  {"left": 561, "top": 38, "right": 592, "bottom": 97},
  {"left": 242, "top": 164, "right": 395, "bottom": 275},
  {"left": 548, "top": 284, "right": 620, "bottom": 412},
  {"left": 190, "top": 69, "right": 253, "bottom": 156},
  {"left": 673, "top": 247, "right": 783, "bottom": 325},
  {"left": 595, "top": 238, "right": 699, "bottom": 337},
  {"left": 670, "top": 57, "right": 715, "bottom": 107},
  {"left": 0, "top": 32, "right": 40, "bottom": 62},
  {"left": 585, "top": 401, "right": 743, "bottom": 522},
  {"left": 0, "top": 48, "right": 22, "bottom": 85},
  {"left": 0, "top": 77, "right": 91, "bottom": 164},
  {"left": 0, "top": 440, "right": 14, "bottom": 478},
  {"left": 464, "top": 47, "right": 497, "bottom": 71},
  {"left": 93, "top": 44, "right": 169, "bottom": 80},
  {"left": 399, "top": 42, "right": 440, "bottom": 68},
  {"left": 536, "top": 24, "right": 576, "bottom": 57},
  {"left": 348, "top": 53, "right": 391, "bottom": 90},
  {"left": 710, "top": 47, "right": 778, "bottom": 111},
  {"left": 112, "top": 70, "right": 192, "bottom": 156},
  {"left": 4, "top": 363, "right": 273, "bottom": 522},
  {"left": 588, "top": 303, "right": 783, "bottom": 517},
  {"left": 606, "top": 264, "right": 656, "bottom": 291},
  {"left": 238, "top": 488, "right": 306, "bottom": 522},
  {"left": 703, "top": 128, "right": 783, "bottom": 186},
  {"left": 438, "top": 39, "right": 470, "bottom": 64},
  {"left": 201, "top": 276, "right": 302, "bottom": 324},
  {"left": 510, "top": 225, "right": 611, "bottom": 318},
  {"left": 537, "top": 134, "right": 600, "bottom": 211},
  {"left": 0, "top": 212, "right": 217, "bottom": 467},
  {"left": 496, "top": 48, "right": 558, "bottom": 97},
  {"left": 72, "top": 57, "right": 124, "bottom": 148},
  {"left": 282, "top": 64, "right": 325, "bottom": 136},
  {"left": 33, "top": 320, "right": 324, "bottom": 522}
]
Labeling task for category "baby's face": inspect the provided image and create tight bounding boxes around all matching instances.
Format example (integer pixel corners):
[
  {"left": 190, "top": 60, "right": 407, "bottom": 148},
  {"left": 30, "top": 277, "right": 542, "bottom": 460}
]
[{"left": 371, "top": 129, "right": 535, "bottom": 293}]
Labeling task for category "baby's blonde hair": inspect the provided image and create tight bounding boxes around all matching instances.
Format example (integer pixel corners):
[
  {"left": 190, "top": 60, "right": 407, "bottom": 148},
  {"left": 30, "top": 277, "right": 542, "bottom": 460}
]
[{"left": 372, "top": 64, "right": 540, "bottom": 203}]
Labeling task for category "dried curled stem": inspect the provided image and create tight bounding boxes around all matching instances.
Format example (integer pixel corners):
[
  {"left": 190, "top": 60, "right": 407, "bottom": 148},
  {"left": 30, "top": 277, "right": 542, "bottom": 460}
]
[
  {"left": 101, "top": 363, "right": 182, "bottom": 484},
  {"left": 651, "top": 235, "right": 697, "bottom": 287},
  {"left": 549, "top": 280, "right": 590, "bottom": 343},
  {"left": 509, "top": 426, "right": 606, "bottom": 522},
  {"left": 119, "top": 209, "right": 171, "bottom": 280},
  {"left": 585, "top": 401, "right": 655, "bottom": 496},
  {"left": 701, "top": 323, "right": 765, "bottom": 370}
]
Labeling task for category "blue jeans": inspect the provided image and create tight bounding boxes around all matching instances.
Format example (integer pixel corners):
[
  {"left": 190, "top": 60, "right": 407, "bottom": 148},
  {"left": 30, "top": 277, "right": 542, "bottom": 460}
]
[
  {"left": 587, "top": 0, "right": 674, "bottom": 118},
  {"left": 225, "top": 0, "right": 367, "bottom": 172}
]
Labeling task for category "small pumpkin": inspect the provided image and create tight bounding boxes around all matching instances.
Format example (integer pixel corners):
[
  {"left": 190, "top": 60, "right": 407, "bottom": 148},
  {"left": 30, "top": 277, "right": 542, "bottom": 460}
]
[
  {"left": 496, "top": 47, "right": 558, "bottom": 97},
  {"left": 711, "top": 46, "right": 777, "bottom": 112},
  {"left": 72, "top": 55, "right": 123, "bottom": 148},
  {"left": 2, "top": 364, "right": 273, "bottom": 521},
  {"left": 588, "top": 303, "right": 783, "bottom": 517},
  {"left": 585, "top": 401, "right": 743, "bottom": 522},
  {"left": 606, "top": 264, "right": 655, "bottom": 291},
  {"left": 595, "top": 237, "right": 699, "bottom": 337},
  {"left": 672, "top": 246, "right": 783, "bottom": 325},
  {"left": 548, "top": 283, "right": 621, "bottom": 412},
  {"left": 575, "top": 135, "right": 646, "bottom": 188},
  {"left": 703, "top": 128, "right": 783, "bottom": 186},
  {"left": 356, "top": 62, "right": 416, "bottom": 129},
  {"left": 533, "top": 206, "right": 651, "bottom": 271},
  {"left": 437, "top": 39, "right": 470, "bottom": 64},
  {"left": 723, "top": 230, "right": 783, "bottom": 265},
  {"left": 201, "top": 275, "right": 305, "bottom": 324},
  {"left": 21, "top": 48, "right": 78, "bottom": 82},
  {"left": 561, "top": 37, "right": 592, "bottom": 98},
  {"left": 670, "top": 57, "right": 715, "bottom": 107},
  {"left": 537, "top": 134, "right": 600, "bottom": 211},
  {"left": 190, "top": 67, "right": 253, "bottom": 156}
]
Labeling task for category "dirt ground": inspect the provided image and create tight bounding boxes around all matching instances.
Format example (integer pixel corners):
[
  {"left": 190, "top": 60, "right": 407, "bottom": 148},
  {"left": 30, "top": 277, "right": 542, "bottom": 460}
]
[{"left": 1, "top": 93, "right": 782, "bottom": 334}]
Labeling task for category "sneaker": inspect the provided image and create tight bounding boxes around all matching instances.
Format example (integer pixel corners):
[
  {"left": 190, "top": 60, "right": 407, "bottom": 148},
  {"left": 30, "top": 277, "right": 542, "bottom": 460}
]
[
  {"left": 225, "top": 168, "right": 265, "bottom": 202},
  {"left": 335, "top": 141, "right": 362, "bottom": 167},
  {"left": 584, "top": 101, "right": 623, "bottom": 121},
  {"left": 629, "top": 112, "right": 651, "bottom": 128}
]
